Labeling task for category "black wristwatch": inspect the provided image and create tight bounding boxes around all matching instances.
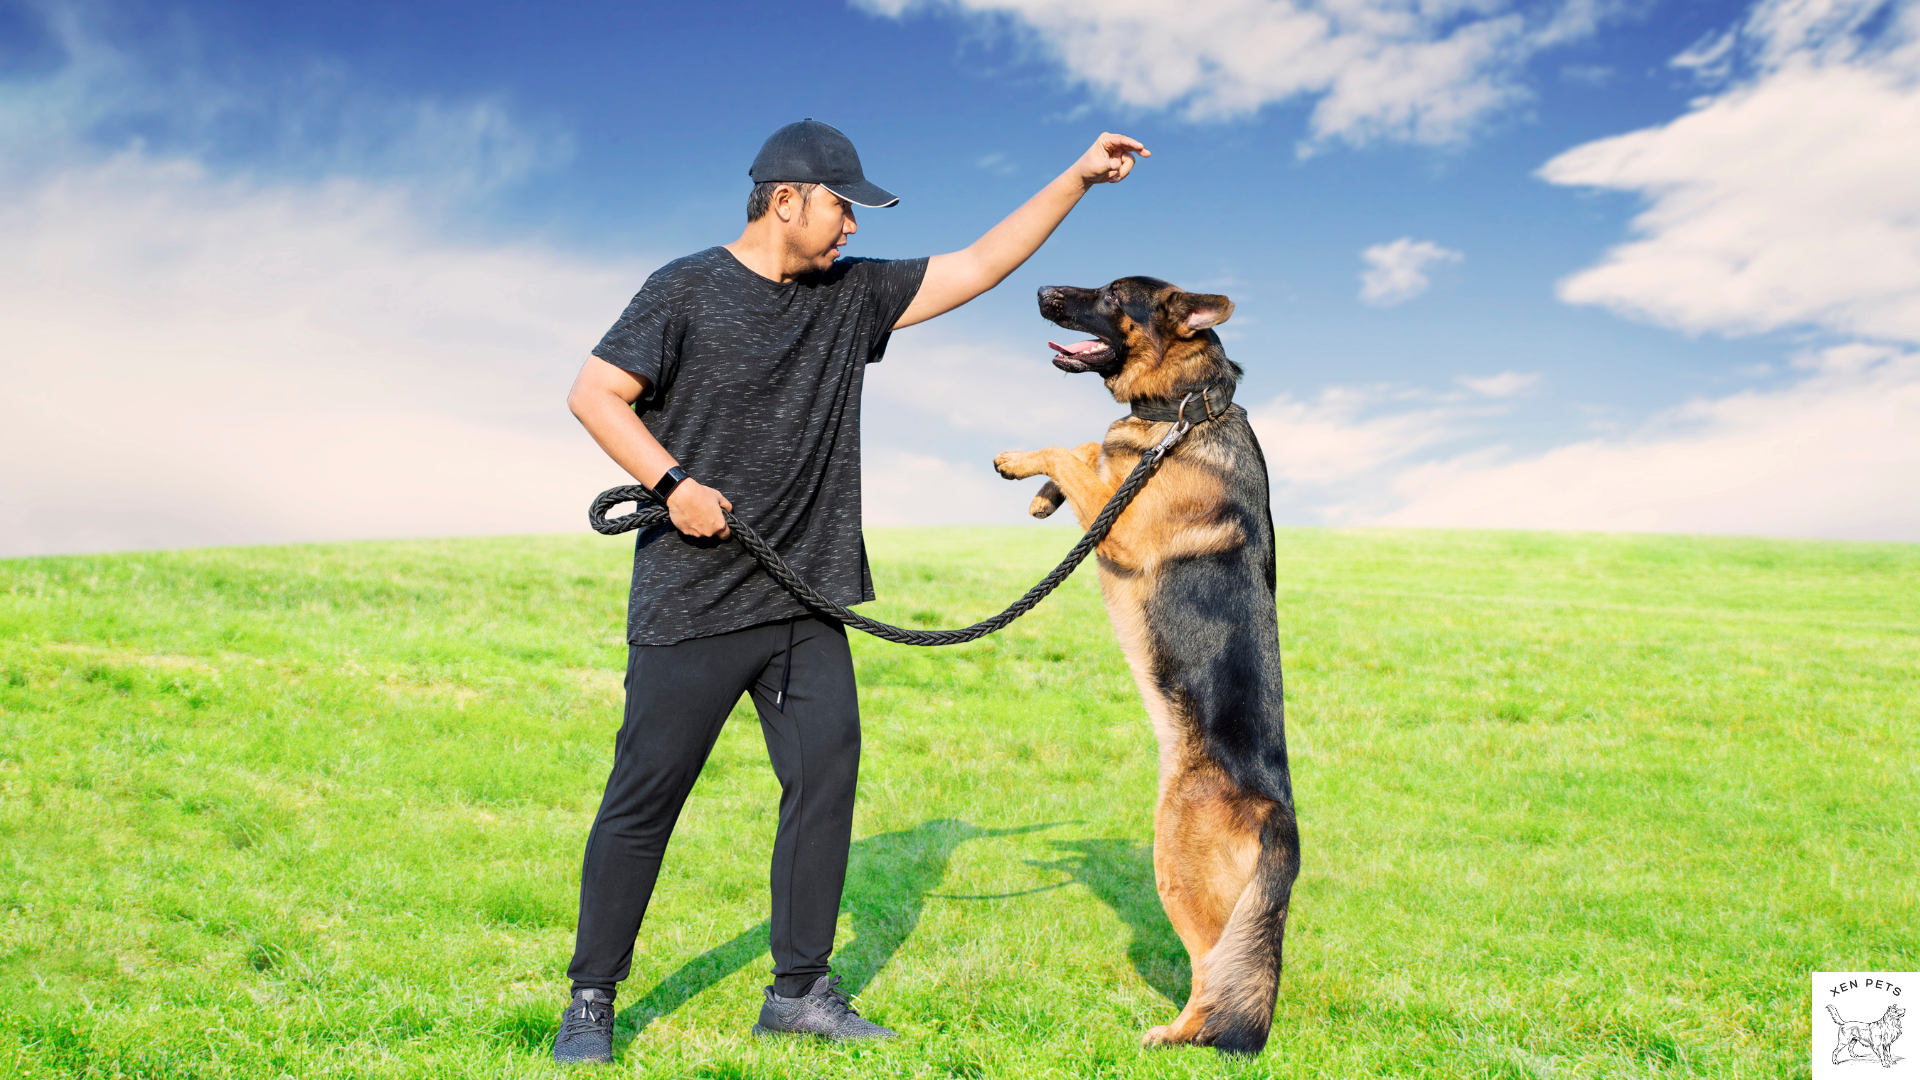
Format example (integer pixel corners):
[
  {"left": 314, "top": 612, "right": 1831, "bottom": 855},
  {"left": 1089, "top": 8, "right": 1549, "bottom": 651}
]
[{"left": 651, "top": 465, "right": 691, "bottom": 502}]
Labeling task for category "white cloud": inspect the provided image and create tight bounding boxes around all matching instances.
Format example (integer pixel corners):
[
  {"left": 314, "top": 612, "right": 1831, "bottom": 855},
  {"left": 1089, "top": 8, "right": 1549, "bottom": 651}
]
[
  {"left": 0, "top": 12, "right": 648, "bottom": 557},
  {"left": 866, "top": 329, "right": 1120, "bottom": 441},
  {"left": 1542, "top": 0, "right": 1920, "bottom": 345},
  {"left": 1246, "top": 385, "right": 1465, "bottom": 486},
  {"left": 974, "top": 151, "right": 1018, "bottom": 176},
  {"left": 0, "top": 152, "right": 649, "bottom": 556},
  {"left": 1559, "top": 63, "right": 1615, "bottom": 86},
  {"left": 1350, "top": 0, "right": 1920, "bottom": 541},
  {"left": 856, "top": 0, "right": 1614, "bottom": 148},
  {"left": 861, "top": 450, "right": 1037, "bottom": 526},
  {"left": 1456, "top": 371, "right": 1541, "bottom": 397},
  {"left": 1359, "top": 237, "right": 1463, "bottom": 306},
  {"left": 0, "top": 4, "right": 564, "bottom": 193},
  {"left": 1372, "top": 344, "right": 1920, "bottom": 539}
]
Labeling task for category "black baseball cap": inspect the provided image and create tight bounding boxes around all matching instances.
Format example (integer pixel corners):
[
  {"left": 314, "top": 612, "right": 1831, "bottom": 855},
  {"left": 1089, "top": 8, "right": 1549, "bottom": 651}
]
[{"left": 749, "top": 119, "right": 899, "bottom": 208}]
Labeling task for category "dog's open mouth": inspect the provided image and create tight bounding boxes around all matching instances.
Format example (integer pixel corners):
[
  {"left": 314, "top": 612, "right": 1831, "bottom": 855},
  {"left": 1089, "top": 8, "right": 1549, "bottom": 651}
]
[{"left": 1048, "top": 338, "right": 1115, "bottom": 373}]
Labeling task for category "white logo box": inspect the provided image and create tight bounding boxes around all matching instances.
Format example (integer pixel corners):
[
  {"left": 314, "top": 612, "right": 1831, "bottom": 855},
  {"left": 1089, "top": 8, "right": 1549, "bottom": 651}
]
[{"left": 1813, "top": 972, "right": 1914, "bottom": 1078}]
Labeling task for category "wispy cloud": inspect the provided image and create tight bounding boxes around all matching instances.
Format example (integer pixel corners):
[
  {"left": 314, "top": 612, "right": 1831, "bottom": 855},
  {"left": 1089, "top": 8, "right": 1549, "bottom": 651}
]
[
  {"left": 854, "top": 0, "right": 1617, "bottom": 149},
  {"left": 861, "top": 450, "right": 1023, "bottom": 525},
  {"left": 1456, "top": 371, "right": 1541, "bottom": 397},
  {"left": 1402, "top": 0, "right": 1920, "bottom": 541},
  {"left": 0, "top": 151, "right": 649, "bottom": 556},
  {"left": 1559, "top": 63, "right": 1615, "bottom": 86},
  {"left": 1542, "top": 0, "right": 1920, "bottom": 345},
  {"left": 1359, "top": 237, "right": 1462, "bottom": 306},
  {"left": 0, "top": 3, "right": 568, "bottom": 192},
  {"left": 974, "top": 151, "right": 1018, "bottom": 176},
  {"left": 1245, "top": 383, "right": 1485, "bottom": 487},
  {"left": 1374, "top": 345, "right": 1920, "bottom": 539},
  {"left": 0, "top": 12, "right": 636, "bottom": 556}
]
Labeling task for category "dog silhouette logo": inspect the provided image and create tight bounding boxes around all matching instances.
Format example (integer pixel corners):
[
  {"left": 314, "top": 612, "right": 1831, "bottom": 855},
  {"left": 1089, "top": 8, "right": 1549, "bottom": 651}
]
[
  {"left": 1828, "top": 1003, "right": 1905, "bottom": 1067},
  {"left": 1815, "top": 973, "right": 1915, "bottom": 1078}
]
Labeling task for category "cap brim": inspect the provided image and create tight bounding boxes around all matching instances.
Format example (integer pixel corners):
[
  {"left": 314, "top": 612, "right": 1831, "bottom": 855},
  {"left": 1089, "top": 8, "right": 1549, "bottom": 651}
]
[{"left": 823, "top": 179, "right": 899, "bottom": 208}]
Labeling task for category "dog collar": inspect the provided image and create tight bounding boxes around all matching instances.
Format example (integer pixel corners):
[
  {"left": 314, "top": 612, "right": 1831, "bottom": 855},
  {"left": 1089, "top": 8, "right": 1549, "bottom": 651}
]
[{"left": 1129, "top": 383, "right": 1236, "bottom": 424}]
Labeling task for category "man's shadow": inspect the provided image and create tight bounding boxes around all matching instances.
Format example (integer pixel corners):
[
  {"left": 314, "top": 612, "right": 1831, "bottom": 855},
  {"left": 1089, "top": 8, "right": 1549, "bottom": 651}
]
[
  {"left": 614, "top": 818, "right": 1052, "bottom": 1035},
  {"left": 1025, "top": 838, "right": 1189, "bottom": 1005}
]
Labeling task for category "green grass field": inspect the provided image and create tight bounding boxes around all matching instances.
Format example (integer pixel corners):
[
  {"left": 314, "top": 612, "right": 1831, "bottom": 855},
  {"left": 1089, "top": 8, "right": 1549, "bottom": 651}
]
[{"left": 3, "top": 527, "right": 1917, "bottom": 1079}]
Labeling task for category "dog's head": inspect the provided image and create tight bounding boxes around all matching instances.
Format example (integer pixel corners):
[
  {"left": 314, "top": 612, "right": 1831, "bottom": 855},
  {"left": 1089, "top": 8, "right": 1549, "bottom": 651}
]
[{"left": 1037, "top": 277, "right": 1240, "bottom": 403}]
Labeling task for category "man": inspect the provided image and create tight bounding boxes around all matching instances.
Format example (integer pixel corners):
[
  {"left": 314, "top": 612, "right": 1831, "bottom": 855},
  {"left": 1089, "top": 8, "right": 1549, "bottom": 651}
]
[{"left": 555, "top": 119, "right": 1147, "bottom": 1064}]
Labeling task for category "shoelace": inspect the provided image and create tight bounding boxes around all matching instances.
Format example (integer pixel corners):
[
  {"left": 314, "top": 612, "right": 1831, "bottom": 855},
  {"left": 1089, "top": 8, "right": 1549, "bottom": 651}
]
[
  {"left": 815, "top": 976, "right": 862, "bottom": 1017},
  {"left": 557, "top": 998, "right": 612, "bottom": 1042}
]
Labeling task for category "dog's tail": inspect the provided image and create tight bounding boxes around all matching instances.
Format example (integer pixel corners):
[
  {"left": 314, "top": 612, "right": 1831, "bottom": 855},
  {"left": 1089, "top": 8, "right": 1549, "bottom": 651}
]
[
  {"left": 1195, "top": 805, "right": 1301, "bottom": 1057},
  {"left": 1828, "top": 1004, "right": 1847, "bottom": 1025}
]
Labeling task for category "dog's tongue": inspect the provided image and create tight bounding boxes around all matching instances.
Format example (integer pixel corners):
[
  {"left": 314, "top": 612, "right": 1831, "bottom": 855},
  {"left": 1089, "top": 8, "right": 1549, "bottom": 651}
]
[{"left": 1048, "top": 339, "right": 1105, "bottom": 357}]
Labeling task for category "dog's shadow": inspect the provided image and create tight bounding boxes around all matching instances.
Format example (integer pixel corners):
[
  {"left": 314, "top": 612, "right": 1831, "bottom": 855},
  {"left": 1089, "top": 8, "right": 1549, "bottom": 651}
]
[
  {"left": 1026, "top": 838, "right": 1189, "bottom": 1005},
  {"left": 614, "top": 818, "right": 1051, "bottom": 1037}
]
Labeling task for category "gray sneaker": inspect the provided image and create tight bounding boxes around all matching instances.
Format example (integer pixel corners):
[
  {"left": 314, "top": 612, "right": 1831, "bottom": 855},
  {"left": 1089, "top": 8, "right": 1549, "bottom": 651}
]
[
  {"left": 752, "top": 975, "right": 896, "bottom": 1041},
  {"left": 553, "top": 988, "right": 614, "bottom": 1064}
]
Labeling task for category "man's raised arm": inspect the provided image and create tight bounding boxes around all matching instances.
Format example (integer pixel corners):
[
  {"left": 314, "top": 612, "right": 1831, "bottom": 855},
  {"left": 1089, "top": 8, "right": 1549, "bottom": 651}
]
[{"left": 892, "top": 133, "right": 1149, "bottom": 330}]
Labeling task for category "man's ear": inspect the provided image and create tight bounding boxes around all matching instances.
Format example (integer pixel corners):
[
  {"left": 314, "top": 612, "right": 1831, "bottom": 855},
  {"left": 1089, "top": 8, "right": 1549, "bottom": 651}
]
[
  {"left": 1169, "top": 291, "right": 1233, "bottom": 335},
  {"left": 773, "top": 184, "right": 801, "bottom": 223}
]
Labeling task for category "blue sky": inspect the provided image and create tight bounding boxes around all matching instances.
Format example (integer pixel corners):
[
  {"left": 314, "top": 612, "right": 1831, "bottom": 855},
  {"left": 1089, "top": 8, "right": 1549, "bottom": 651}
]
[{"left": 4, "top": 0, "right": 1918, "bottom": 554}]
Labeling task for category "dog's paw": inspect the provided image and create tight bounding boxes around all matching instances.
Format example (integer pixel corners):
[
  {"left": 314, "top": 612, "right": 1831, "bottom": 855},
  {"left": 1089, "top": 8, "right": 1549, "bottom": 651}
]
[
  {"left": 1029, "top": 480, "right": 1065, "bottom": 518},
  {"left": 994, "top": 450, "right": 1042, "bottom": 480},
  {"left": 1141, "top": 1025, "right": 1180, "bottom": 1048}
]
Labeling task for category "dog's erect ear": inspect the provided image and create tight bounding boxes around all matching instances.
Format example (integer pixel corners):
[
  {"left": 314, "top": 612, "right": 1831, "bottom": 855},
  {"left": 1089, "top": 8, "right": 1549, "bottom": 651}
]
[{"left": 1168, "top": 291, "right": 1234, "bottom": 335}]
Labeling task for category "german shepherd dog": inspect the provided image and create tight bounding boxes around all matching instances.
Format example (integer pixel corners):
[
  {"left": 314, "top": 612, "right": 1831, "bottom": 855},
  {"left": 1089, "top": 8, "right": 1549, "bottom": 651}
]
[{"left": 993, "top": 278, "right": 1299, "bottom": 1055}]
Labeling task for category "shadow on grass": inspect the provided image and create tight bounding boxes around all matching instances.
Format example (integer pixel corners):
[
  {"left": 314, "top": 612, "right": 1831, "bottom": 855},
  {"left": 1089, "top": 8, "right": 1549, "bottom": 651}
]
[
  {"left": 1027, "top": 838, "right": 1189, "bottom": 1005},
  {"left": 614, "top": 818, "right": 1056, "bottom": 1036}
]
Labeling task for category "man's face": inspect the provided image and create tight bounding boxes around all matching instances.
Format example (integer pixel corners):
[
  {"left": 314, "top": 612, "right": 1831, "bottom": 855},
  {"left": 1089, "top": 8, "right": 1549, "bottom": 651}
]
[{"left": 783, "top": 186, "right": 858, "bottom": 273}]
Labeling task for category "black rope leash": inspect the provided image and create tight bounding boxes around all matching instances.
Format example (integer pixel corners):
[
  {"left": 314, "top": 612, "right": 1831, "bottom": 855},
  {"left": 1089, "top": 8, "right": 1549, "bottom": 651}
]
[{"left": 587, "top": 400, "right": 1202, "bottom": 646}]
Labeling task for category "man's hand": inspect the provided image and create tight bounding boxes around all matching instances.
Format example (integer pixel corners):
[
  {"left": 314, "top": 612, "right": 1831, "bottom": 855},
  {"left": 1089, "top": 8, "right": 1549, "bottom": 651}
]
[
  {"left": 1071, "top": 132, "right": 1149, "bottom": 188},
  {"left": 667, "top": 479, "right": 733, "bottom": 539}
]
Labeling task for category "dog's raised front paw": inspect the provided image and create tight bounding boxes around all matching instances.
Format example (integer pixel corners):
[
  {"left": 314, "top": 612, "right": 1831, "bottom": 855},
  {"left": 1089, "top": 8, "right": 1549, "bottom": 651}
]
[
  {"left": 1029, "top": 480, "right": 1065, "bottom": 519},
  {"left": 994, "top": 450, "right": 1042, "bottom": 480}
]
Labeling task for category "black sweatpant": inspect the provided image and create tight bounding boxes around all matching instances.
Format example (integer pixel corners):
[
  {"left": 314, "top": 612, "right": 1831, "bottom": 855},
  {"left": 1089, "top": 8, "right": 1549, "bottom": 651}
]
[{"left": 567, "top": 615, "right": 859, "bottom": 1000}]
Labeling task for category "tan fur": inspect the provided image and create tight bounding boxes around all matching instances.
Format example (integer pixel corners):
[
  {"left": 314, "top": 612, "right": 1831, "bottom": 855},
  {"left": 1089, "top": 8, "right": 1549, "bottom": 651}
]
[
  {"left": 1003, "top": 279, "right": 1286, "bottom": 1052},
  {"left": 995, "top": 426, "right": 1271, "bottom": 1048}
]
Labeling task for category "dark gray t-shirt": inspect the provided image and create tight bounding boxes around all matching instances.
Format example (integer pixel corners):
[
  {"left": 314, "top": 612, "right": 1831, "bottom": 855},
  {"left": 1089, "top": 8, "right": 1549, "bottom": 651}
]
[{"left": 593, "top": 246, "right": 928, "bottom": 645}]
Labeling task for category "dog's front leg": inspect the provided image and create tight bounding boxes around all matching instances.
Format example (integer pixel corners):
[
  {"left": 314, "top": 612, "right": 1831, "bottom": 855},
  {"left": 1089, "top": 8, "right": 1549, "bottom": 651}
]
[
  {"left": 1028, "top": 480, "right": 1067, "bottom": 519},
  {"left": 995, "top": 443, "right": 1108, "bottom": 529}
]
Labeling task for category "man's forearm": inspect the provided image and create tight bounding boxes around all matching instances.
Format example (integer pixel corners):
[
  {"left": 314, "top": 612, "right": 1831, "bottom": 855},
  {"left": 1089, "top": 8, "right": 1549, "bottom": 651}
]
[
  {"left": 567, "top": 356, "right": 734, "bottom": 538},
  {"left": 954, "top": 169, "right": 1090, "bottom": 289},
  {"left": 570, "top": 386, "right": 679, "bottom": 488},
  {"left": 899, "top": 171, "right": 1086, "bottom": 328},
  {"left": 894, "top": 133, "right": 1146, "bottom": 329}
]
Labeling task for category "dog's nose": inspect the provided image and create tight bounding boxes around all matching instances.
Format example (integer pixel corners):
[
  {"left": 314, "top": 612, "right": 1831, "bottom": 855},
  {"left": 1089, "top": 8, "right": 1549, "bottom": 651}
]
[{"left": 1037, "top": 286, "right": 1062, "bottom": 317}]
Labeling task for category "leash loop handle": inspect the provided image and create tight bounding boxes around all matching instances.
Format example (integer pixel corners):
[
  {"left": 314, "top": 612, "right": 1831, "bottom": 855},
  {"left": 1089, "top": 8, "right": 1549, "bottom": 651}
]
[{"left": 587, "top": 414, "right": 1197, "bottom": 646}]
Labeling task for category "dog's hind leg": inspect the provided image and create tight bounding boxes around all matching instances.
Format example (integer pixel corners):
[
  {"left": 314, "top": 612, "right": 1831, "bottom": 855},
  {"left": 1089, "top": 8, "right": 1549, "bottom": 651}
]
[
  {"left": 1144, "top": 772, "right": 1294, "bottom": 1052},
  {"left": 1146, "top": 773, "right": 1239, "bottom": 1047},
  {"left": 1146, "top": 791, "right": 1299, "bottom": 1057},
  {"left": 1191, "top": 806, "right": 1298, "bottom": 1056}
]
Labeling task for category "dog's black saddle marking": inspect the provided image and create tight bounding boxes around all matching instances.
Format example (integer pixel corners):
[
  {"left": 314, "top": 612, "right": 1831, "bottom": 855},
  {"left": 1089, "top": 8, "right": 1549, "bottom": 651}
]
[{"left": 1130, "top": 382, "right": 1236, "bottom": 423}]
